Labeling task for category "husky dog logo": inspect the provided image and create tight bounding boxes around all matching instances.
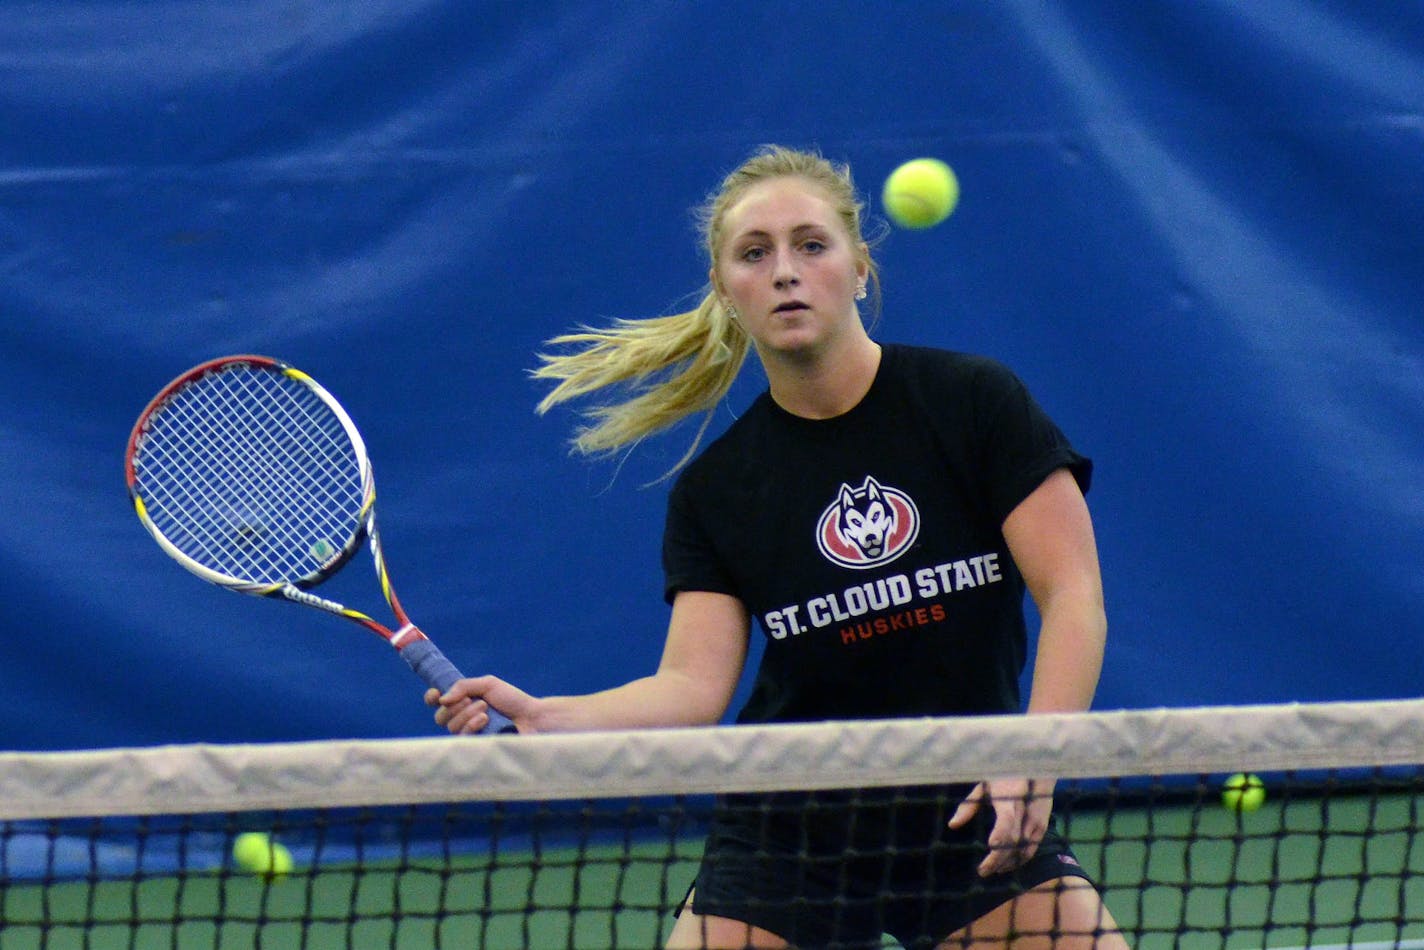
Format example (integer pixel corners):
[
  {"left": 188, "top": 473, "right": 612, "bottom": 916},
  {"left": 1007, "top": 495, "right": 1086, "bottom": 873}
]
[{"left": 815, "top": 476, "right": 920, "bottom": 569}]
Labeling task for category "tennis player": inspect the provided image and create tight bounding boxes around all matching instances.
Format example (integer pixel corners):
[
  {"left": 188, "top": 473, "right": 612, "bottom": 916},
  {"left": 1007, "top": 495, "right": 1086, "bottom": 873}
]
[{"left": 431, "top": 145, "right": 1129, "bottom": 950}]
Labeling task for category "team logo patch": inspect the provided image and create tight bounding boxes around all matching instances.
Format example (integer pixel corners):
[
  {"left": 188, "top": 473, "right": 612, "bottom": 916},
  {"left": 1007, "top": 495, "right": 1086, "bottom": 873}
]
[{"left": 815, "top": 476, "right": 920, "bottom": 570}]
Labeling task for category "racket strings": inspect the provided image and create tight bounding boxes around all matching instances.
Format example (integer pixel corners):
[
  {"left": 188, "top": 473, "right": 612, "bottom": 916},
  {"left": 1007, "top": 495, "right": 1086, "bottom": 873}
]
[
  {"left": 144, "top": 373, "right": 359, "bottom": 581},
  {"left": 134, "top": 364, "right": 367, "bottom": 585}
]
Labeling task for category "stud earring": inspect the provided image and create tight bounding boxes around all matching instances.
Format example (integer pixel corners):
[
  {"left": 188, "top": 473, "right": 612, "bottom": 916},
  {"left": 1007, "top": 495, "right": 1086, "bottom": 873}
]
[{"left": 854, "top": 285, "right": 867, "bottom": 301}]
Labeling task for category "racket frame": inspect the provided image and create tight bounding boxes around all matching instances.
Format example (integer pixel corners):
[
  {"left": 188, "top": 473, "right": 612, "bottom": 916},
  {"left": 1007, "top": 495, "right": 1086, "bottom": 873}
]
[
  {"left": 125, "top": 354, "right": 514, "bottom": 733},
  {"left": 127, "top": 355, "right": 369, "bottom": 593}
]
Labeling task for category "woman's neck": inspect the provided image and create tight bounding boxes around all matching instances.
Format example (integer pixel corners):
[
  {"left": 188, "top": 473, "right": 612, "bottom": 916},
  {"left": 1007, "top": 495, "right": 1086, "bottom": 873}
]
[{"left": 764, "top": 336, "right": 882, "bottom": 420}]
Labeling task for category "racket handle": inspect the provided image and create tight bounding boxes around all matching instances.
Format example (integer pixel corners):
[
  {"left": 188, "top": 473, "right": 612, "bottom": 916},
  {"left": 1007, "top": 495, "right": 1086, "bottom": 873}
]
[{"left": 400, "top": 639, "right": 516, "bottom": 735}]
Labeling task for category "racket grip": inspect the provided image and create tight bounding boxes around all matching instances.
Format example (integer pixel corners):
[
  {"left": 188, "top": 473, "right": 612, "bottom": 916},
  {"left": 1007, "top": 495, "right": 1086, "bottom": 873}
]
[{"left": 401, "top": 639, "right": 516, "bottom": 735}]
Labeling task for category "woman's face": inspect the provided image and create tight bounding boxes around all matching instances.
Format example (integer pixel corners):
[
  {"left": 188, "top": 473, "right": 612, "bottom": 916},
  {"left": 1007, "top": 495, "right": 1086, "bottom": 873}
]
[{"left": 712, "top": 176, "right": 868, "bottom": 359}]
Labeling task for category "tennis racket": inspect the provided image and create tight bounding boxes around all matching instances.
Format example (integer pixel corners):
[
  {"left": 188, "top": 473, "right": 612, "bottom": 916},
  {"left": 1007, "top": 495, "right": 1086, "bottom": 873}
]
[{"left": 124, "top": 354, "right": 515, "bottom": 735}]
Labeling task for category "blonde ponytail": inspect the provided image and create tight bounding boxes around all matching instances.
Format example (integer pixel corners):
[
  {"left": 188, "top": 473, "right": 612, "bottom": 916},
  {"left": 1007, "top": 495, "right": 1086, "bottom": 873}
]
[
  {"left": 532, "top": 291, "right": 751, "bottom": 471},
  {"left": 532, "top": 144, "right": 877, "bottom": 476}
]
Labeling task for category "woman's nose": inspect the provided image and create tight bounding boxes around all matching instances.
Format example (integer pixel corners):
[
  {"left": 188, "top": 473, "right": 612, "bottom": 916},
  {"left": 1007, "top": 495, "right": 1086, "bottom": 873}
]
[{"left": 772, "top": 251, "right": 800, "bottom": 289}]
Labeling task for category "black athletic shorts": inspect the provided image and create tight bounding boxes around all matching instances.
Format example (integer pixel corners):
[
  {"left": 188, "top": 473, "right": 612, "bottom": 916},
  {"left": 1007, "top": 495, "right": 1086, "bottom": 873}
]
[{"left": 684, "top": 785, "right": 1095, "bottom": 950}]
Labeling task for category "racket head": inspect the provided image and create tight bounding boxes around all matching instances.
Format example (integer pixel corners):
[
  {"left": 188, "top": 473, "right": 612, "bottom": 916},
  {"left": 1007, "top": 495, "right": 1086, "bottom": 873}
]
[{"left": 125, "top": 355, "right": 373, "bottom": 593}]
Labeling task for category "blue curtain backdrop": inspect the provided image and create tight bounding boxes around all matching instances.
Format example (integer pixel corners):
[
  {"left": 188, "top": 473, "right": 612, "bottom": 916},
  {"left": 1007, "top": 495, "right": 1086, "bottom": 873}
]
[{"left": 3, "top": 2, "right": 1420, "bottom": 750}]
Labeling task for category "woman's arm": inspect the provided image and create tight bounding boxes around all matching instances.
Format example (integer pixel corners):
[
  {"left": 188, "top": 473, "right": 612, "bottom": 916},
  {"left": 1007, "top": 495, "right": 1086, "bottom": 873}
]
[
  {"left": 1007, "top": 466, "right": 1107, "bottom": 716},
  {"left": 429, "top": 589, "right": 751, "bottom": 735},
  {"left": 951, "top": 466, "right": 1106, "bottom": 875}
]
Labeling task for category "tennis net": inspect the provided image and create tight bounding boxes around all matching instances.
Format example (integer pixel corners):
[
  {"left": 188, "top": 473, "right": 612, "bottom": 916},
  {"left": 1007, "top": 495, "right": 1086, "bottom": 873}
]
[{"left": 1, "top": 699, "right": 1422, "bottom": 949}]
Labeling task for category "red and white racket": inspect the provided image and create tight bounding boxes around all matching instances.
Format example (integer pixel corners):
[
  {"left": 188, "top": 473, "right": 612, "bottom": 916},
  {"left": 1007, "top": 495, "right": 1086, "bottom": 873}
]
[{"left": 124, "top": 354, "right": 514, "bottom": 735}]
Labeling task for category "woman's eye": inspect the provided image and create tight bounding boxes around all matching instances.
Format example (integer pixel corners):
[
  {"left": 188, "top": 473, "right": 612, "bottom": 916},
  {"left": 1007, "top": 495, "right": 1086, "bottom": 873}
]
[
  {"left": 801, "top": 240, "right": 826, "bottom": 254},
  {"left": 741, "top": 247, "right": 766, "bottom": 262}
]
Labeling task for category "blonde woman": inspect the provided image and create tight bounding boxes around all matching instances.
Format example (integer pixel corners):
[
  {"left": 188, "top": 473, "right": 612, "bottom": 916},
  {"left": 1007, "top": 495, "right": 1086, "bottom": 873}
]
[{"left": 430, "top": 146, "right": 1127, "bottom": 950}]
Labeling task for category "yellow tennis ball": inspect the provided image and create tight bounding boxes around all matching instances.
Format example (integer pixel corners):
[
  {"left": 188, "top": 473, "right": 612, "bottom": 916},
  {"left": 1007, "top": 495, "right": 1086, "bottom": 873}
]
[
  {"left": 882, "top": 158, "right": 960, "bottom": 229},
  {"left": 1221, "top": 772, "right": 1266, "bottom": 813},
  {"left": 232, "top": 832, "right": 293, "bottom": 880}
]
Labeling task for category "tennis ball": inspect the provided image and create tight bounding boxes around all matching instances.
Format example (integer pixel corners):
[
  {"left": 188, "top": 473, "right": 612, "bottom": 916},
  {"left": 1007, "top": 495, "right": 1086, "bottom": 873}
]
[
  {"left": 882, "top": 158, "right": 960, "bottom": 229},
  {"left": 232, "top": 832, "right": 293, "bottom": 880},
  {"left": 1221, "top": 772, "right": 1266, "bottom": 813}
]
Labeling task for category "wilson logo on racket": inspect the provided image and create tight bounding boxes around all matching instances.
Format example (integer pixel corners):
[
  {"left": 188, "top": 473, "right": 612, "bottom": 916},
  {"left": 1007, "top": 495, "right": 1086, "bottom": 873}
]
[
  {"left": 281, "top": 587, "right": 347, "bottom": 613},
  {"left": 815, "top": 476, "right": 920, "bottom": 570}
]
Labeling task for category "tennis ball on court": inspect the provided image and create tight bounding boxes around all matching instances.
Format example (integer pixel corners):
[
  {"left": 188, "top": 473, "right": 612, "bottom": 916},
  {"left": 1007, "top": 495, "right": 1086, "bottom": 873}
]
[
  {"left": 1221, "top": 773, "right": 1266, "bottom": 813},
  {"left": 882, "top": 158, "right": 959, "bottom": 229},
  {"left": 232, "top": 832, "right": 293, "bottom": 880}
]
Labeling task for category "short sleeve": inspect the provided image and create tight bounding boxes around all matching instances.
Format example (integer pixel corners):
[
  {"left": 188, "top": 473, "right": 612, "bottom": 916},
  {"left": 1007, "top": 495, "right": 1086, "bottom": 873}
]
[
  {"left": 972, "top": 360, "right": 1092, "bottom": 525},
  {"left": 661, "top": 470, "right": 739, "bottom": 604}
]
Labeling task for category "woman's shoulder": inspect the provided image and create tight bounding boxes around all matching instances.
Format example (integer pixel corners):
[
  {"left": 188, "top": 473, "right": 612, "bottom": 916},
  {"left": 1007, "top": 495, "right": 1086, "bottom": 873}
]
[
  {"left": 881, "top": 342, "right": 1019, "bottom": 392},
  {"left": 673, "top": 392, "right": 778, "bottom": 488}
]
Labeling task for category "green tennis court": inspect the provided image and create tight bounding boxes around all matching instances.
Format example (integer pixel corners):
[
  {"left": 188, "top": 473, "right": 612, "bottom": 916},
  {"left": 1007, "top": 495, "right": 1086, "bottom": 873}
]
[
  {"left": 1078, "top": 792, "right": 1424, "bottom": 949},
  {"left": 4, "top": 793, "right": 1420, "bottom": 950},
  {"left": 0, "top": 838, "right": 698, "bottom": 950}
]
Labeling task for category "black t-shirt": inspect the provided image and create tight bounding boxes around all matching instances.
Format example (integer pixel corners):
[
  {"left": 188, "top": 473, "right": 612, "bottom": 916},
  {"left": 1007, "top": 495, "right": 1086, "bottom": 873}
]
[{"left": 662, "top": 344, "right": 1091, "bottom": 724}]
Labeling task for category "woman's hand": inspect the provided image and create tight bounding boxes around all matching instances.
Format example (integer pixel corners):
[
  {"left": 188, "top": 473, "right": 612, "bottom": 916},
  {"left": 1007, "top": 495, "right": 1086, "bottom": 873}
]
[
  {"left": 425, "top": 675, "right": 535, "bottom": 735},
  {"left": 948, "top": 777, "right": 1056, "bottom": 877}
]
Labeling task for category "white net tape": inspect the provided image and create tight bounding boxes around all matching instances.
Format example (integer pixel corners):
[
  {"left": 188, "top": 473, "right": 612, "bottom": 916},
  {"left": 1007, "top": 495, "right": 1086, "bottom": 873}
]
[{"left": 3, "top": 699, "right": 1421, "bottom": 821}]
